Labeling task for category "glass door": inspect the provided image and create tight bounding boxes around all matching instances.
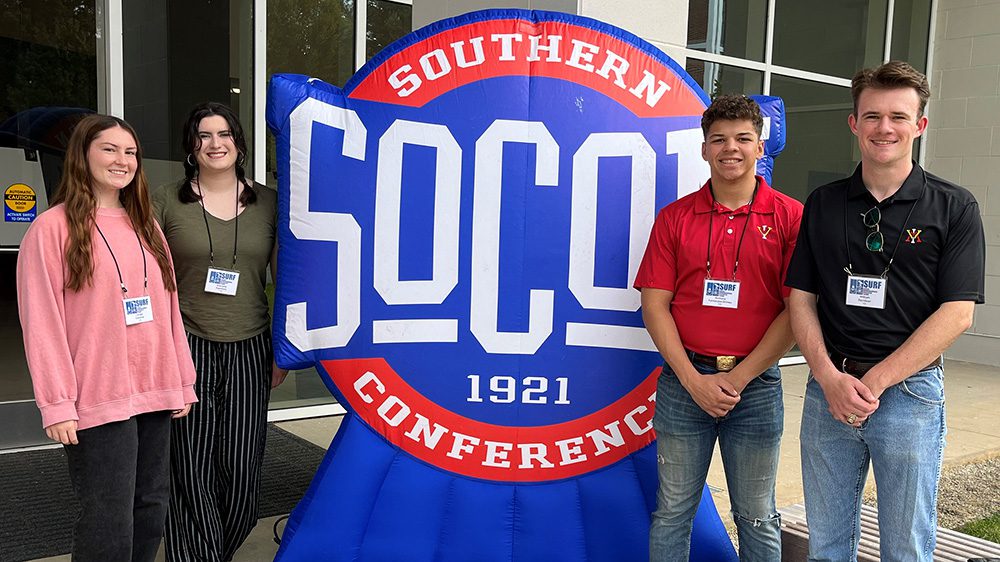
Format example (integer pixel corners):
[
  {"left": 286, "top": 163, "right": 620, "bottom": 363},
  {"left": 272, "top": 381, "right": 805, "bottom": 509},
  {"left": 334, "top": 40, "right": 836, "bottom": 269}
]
[{"left": 0, "top": 0, "right": 101, "bottom": 449}]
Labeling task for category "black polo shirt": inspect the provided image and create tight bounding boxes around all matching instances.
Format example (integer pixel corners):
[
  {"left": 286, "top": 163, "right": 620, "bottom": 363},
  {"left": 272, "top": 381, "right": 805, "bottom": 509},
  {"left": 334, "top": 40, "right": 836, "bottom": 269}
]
[{"left": 785, "top": 162, "right": 985, "bottom": 362}]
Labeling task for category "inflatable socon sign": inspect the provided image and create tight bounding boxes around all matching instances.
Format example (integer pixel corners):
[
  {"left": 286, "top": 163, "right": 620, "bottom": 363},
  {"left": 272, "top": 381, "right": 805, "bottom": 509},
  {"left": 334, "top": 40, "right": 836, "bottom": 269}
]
[{"left": 267, "top": 9, "right": 737, "bottom": 562}]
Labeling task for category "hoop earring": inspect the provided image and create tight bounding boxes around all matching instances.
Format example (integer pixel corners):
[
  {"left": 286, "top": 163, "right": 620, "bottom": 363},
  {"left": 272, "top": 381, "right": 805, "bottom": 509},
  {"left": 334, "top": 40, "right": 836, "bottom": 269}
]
[{"left": 185, "top": 153, "right": 197, "bottom": 168}]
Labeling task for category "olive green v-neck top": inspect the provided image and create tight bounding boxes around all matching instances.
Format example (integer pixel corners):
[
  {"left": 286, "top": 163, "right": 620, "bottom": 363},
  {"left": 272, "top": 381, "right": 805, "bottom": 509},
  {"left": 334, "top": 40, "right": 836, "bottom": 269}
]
[{"left": 153, "top": 181, "right": 277, "bottom": 342}]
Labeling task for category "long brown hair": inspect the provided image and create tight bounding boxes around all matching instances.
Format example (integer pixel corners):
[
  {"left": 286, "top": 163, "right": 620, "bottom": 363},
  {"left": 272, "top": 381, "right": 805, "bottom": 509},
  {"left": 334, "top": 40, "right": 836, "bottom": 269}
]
[{"left": 51, "top": 114, "right": 176, "bottom": 292}]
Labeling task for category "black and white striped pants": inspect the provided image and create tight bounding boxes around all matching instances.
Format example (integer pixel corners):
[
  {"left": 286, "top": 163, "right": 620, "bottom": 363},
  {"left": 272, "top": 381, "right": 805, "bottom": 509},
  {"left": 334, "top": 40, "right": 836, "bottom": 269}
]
[{"left": 165, "top": 330, "right": 272, "bottom": 562}]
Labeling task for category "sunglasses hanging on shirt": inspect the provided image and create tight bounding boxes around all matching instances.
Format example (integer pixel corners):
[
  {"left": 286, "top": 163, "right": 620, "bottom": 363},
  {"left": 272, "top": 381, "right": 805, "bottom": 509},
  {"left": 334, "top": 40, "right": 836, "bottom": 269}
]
[{"left": 842, "top": 179, "right": 925, "bottom": 309}]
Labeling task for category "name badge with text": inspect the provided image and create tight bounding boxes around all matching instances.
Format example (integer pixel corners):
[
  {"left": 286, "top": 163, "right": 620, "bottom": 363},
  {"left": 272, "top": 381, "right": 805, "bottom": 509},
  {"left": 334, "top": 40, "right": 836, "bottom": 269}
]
[
  {"left": 123, "top": 295, "right": 153, "bottom": 326},
  {"left": 205, "top": 267, "right": 240, "bottom": 296},
  {"left": 846, "top": 274, "right": 887, "bottom": 309},
  {"left": 703, "top": 279, "right": 741, "bottom": 309}
]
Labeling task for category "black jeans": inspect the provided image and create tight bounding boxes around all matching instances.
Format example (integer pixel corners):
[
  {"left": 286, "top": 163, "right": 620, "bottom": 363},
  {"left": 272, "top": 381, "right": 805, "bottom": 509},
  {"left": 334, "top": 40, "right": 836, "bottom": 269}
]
[{"left": 64, "top": 411, "right": 172, "bottom": 562}]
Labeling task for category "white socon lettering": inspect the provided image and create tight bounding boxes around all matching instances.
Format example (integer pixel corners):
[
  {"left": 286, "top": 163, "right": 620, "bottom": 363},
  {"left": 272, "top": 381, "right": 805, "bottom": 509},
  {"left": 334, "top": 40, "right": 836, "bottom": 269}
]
[
  {"left": 374, "top": 119, "right": 461, "bottom": 306},
  {"left": 286, "top": 98, "right": 365, "bottom": 351},
  {"left": 666, "top": 128, "right": 710, "bottom": 199},
  {"left": 569, "top": 132, "right": 655, "bottom": 313},
  {"left": 471, "top": 120, "right": 558, "bottom": 354}
]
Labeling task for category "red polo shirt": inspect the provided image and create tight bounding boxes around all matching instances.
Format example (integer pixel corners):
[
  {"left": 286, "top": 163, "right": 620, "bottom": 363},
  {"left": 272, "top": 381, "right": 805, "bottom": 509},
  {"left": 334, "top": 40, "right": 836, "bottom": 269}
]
[{"left": 634, "top": 177, "right": 803, "bottom": 357}]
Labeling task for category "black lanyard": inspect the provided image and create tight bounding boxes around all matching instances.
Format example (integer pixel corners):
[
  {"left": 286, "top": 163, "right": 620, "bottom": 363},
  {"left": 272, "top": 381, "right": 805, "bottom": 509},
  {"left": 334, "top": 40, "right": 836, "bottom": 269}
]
[
  {"left": 195, "top": 180, "right": 240, "bottom": 270},
  {"left": 705, "top": 178, "right": 758, "bottom": 281},
  {"left": 843, "top": 172, "right": 925, "bottom": 278},
  {"left": 95, "top": 219, "right": 147, "bottom": 295}
]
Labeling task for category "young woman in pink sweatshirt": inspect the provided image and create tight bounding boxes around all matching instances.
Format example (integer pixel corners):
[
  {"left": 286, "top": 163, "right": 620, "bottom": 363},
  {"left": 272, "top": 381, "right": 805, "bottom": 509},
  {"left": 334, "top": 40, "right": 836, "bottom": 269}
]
[{"left": 17, "top": 114, "right": 198, "bottom": 562}]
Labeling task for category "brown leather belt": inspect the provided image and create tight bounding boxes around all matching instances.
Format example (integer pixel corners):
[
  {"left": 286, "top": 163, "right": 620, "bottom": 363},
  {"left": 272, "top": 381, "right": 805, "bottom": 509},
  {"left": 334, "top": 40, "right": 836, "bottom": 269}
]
[
  {"left": 688, "top": 350, "right": 746, "bottom": 372},
  {"left": 828, "top": 350, "right": 943, "bottom": 378}
]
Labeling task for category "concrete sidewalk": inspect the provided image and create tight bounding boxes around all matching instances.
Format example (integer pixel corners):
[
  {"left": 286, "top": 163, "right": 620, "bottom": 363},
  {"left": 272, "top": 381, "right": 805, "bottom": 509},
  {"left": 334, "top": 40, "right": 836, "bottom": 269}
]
[
  {"left": 708, "top": 360, "right": 1000, "bottom": 525},
  {"left": 33, "top": 360, "right": 1000, "bottom": 562}
]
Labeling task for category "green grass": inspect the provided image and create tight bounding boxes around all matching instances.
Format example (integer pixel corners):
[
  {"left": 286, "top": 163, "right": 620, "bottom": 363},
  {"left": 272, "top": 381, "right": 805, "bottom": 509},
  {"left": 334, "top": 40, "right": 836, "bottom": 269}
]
[{"left": 957, "top": 511, "right": 1000, "bottom": 543}]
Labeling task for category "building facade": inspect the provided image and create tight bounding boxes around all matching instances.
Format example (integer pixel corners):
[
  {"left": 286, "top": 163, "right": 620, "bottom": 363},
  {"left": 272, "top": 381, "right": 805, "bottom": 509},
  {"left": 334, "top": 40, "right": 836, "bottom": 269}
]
[{"left": 2, "top": 0, "right": 996, "bottom": 449}]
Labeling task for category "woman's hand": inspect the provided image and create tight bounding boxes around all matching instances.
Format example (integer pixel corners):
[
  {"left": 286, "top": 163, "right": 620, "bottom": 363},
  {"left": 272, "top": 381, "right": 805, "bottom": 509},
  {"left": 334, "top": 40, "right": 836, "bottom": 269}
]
[
  {"left": 272, "top": 363, "right": 289, "bottom": 389},
  {"left": 45, "top": 420, "right": 79, "bottom": 445},
  {"left": 171, "top": 403, "right": 193, "bottom": 419}
]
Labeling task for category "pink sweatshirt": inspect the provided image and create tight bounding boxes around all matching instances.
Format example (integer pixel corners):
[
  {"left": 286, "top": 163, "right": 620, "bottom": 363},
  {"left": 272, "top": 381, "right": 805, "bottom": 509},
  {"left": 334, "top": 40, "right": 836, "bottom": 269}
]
[{"left": 17, "top": 205, "right": 198, "bottom": 430}]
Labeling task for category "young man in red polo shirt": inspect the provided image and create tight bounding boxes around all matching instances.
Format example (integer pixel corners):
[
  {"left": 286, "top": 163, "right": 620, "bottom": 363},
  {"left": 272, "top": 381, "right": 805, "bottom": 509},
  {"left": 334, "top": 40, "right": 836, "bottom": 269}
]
[{"left": 635, "top": 95, "right": 803, "bottom": 561}]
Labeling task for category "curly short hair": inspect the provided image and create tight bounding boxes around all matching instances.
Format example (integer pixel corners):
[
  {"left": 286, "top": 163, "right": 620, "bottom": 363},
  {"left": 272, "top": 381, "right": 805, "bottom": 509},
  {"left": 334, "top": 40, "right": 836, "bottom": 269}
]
[
  {"left": 701, "top": 94, "right": 764, "bottom": 138},
  {"left": 851, "top": 61, "right": 930, "bottom": 117}
]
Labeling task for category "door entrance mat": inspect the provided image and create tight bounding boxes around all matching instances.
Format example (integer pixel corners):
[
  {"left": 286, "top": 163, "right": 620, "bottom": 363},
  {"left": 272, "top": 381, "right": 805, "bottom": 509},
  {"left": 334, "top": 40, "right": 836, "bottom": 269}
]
[{"left": 0, "top": 423, "right": 326, "bottom": 561}]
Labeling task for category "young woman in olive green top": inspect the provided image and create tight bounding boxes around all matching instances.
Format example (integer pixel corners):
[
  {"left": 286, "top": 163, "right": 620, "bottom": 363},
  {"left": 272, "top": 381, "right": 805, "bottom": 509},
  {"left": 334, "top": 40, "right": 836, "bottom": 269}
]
[{"left": 153, "top": 102, "right": 286, "bottom": 562}]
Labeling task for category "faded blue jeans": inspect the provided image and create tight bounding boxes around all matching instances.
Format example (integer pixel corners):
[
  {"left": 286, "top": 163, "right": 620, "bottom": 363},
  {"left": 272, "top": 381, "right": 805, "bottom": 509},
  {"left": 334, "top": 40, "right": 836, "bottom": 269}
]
[
  {"left": 650, "top": 360, "right": 783, "bottom": 561},
  {"left": 800, "top": 366, "right": 946, "bottom": 562}
]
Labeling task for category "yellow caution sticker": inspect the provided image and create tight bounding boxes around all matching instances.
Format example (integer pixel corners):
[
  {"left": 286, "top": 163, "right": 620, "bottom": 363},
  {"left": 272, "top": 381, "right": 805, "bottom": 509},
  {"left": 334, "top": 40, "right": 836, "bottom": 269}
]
[{"left": 5, "top": 183, "right": 38, "bottom": 222}]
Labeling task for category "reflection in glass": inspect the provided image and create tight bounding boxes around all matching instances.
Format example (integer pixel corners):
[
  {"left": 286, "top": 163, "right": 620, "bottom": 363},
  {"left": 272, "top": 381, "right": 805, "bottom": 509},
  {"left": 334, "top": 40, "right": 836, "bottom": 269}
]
[
  {"left": 769, "top": 76, "right": 857, "bottom": 202},
  {"left": 773, "top": 0, "right": 887, "bottom": 79},
  {"left": 266, "top": 0, "right": 357, "bottom": 189},
  {"left": 685, "top": 59, "right": 763, "bottom": 98},
  {"left": 367, "top": 0, "right": 412, "bottom": 60},
  {"left": 890, "top": 0, "right": 932, "bottom": 72},
  {"left": 687, "top": 0, "right": 767, "bottom": 61},
  {"left": 268, "top": 0, "right": 356, "bottom": 88},
  {"left": 123, "top": 0, "right": 255, "bottom": 188},
  {"left": 265, "top": 0, "right": 410, "bottom": 411},
  {"left": 0, "top": 0, "right": 99, "bottom": 447},
  {"left": 0, "top": 1, "right": 98, "bottom": 124}
]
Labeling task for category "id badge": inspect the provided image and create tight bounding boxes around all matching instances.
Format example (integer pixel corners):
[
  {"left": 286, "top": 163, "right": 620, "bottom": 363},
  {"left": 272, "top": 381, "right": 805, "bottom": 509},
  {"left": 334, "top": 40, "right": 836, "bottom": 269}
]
[
  {"left": 123, "top": 295, "right": 153, "bottom": 326},
  {"left": 702, "top": 278, "right": 740, "bottom": 309},
  {"left": 204, "top": 267, "right": 240, "bottom": 296},
  {"left": 846, "top": 274, "right": 887, "bottom": 309}
]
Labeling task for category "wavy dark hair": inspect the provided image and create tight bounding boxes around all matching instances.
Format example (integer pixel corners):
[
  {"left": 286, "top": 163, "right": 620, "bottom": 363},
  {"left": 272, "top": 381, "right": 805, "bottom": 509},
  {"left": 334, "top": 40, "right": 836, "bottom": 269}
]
[
  {"left": 701, "top": 94, "right": 764, "bottom": 138},
  {"left": 178, "top": 101, "right": 257, "bottom": 206},
  {"left": 51, "top": 114, "right": 176, "bottom": 291}
]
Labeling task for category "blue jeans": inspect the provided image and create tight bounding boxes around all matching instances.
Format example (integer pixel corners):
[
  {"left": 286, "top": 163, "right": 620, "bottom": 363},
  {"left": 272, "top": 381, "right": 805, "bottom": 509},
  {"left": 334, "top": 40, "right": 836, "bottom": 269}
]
[
  {"left": 800, "top": 366, "right": 946, "bottom": 562},
  {"left": 650, "top": 361, "right": 783, "bottom": 561}
]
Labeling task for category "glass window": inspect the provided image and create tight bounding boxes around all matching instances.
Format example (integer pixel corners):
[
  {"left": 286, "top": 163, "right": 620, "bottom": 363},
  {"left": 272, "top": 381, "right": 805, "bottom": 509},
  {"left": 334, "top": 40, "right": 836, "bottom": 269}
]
[
  {"left": 768, "top": 75, "right": 858, "bottom": 202},
  {"left": 890, "top": 0, "right": 932, "bottom": 72},
  {"left": 367, "top": 0, "right": 412, "bottom": 60},
  {"left": 123, "top": 0, "right": 255, "bottom": 189},
  {"left": 772, "top": 0, "right": 887, "bottom": 79},
  {"left": 0, "top": 0, "right": 100, "bottom": 448},
  {"left": 685, "top": 59, "right": 763, "bottom": 98},
  {"left": 268, "top": 0, "right": 356, "bottom": 88},
  {"left": 687, "top": 0, "right": 768, "bottom": 61},
  {"left": 265, "top": 0, "right": 412, "bottom": 411},
  {"left": 265, "top": 0, "right": 357, "bottom": 188}
]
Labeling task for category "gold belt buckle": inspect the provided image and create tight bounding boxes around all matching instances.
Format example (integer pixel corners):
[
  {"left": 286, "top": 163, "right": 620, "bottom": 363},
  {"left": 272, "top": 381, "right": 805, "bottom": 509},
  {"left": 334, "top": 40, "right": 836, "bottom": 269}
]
[{"left": 716, "top": 355, "right": 737, "bottom": 371}]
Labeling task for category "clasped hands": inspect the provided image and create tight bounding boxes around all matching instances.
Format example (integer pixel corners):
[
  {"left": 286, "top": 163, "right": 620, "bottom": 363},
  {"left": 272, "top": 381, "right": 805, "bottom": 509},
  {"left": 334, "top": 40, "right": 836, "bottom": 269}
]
[
  {"left": 816, "top": 367, "right": 885, "bottom": 427},
  {"left": 680, "top": 369, "right": 746, "bottom": 418}
]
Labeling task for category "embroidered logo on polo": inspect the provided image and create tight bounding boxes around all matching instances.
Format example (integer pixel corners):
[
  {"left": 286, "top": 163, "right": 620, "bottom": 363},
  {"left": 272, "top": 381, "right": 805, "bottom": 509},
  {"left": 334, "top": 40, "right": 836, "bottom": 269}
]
[
  {"left": 905, "top": 228, "right": 923, "bottom": 244},
  {"left": 757, "top": 225, "right": 773, "bottom": 240}
]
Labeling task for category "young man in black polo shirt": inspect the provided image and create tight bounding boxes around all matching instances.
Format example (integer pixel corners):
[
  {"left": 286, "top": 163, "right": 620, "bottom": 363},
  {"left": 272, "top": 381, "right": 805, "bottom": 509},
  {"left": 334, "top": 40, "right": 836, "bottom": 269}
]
[{"left": 785, "top": 61, "right": 986, "bottom": 561}]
